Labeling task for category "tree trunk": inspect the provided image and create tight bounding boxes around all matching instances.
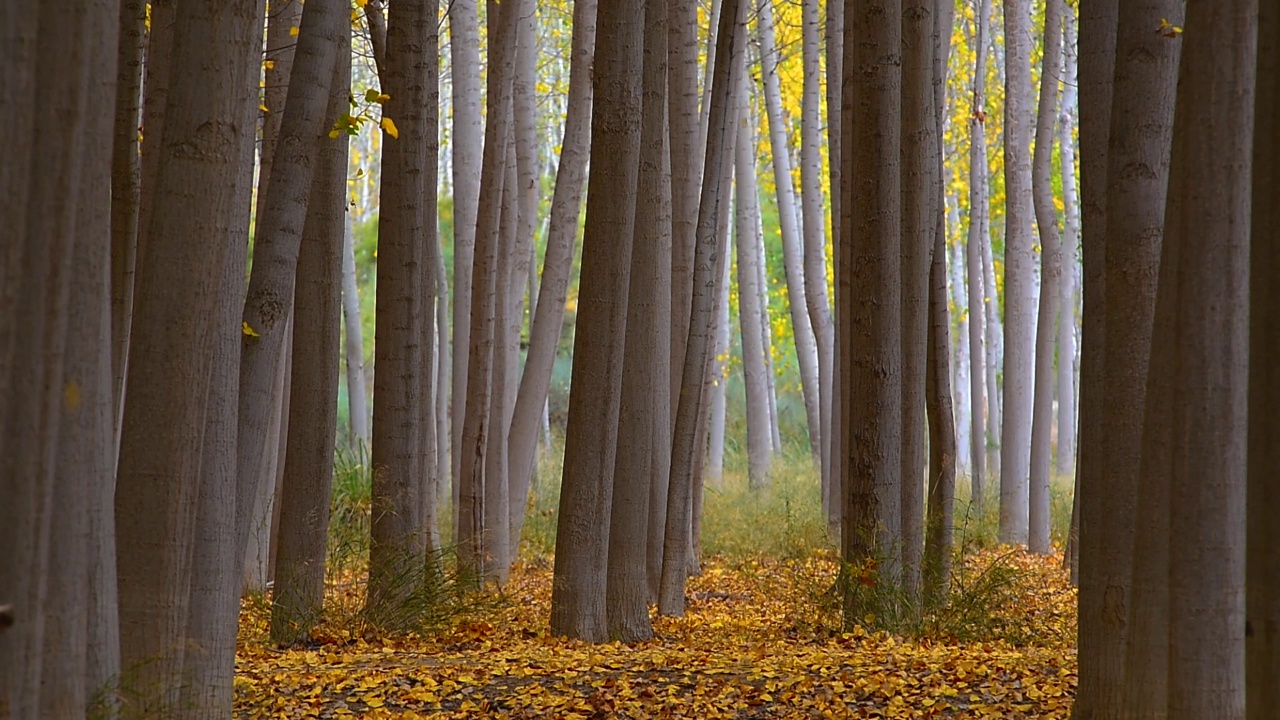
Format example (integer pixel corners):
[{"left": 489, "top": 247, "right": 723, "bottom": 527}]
[
  {"left": 981, "top": 205, "right": 1002, "bottom": 479},
  {"left": 801, "top": 0, "right": 835, "bottom": 516},
  {"left": 660, "top": 0, "right": 743, "bottom": 617},
  {"left": 1054, "top": 7, "right": 1079, "bottom": 478},
  {"left": 456, "top": 0, "right": 519, "bottom": 581},
  {"left": 242, "top": 323, "right": 289, "bottom": 594},
  {"left": 735, "top": 78, "right": 773, "bottom": 490},
  {"left": 998, "top": 0, "right": 1034, "bottom": 546},
  {"left": 1249, "top": 4, "right": 1280, "bottom": 713},
  {"left": 134, "top": 0, "right": 173, "bottom": 283},
  {"left": 669, "top": 0, "right": 701, "bottom": 439},
  {"left": 841, "top": 0, "right": 903, "bottom": 608},
  {"left": 236, "top": 0, "right": 343, "bottom": 569},
  {"left": 1072, "top": 0, "right": 1118, "bottom": 715},
  {"left": 1028, "top": 0, "right": 1062, "bottom": 556},
  {"left": 823, "top": 0, "right": 844, "bottom": 532},
  {"left": 449, "top": 0, "right": 483, "bottom": 541},
  {"left": 607, "top": 0, "right": 670, "bottom": 641},
  {"left": 271, "top": 35, "right": 349, "bottom": 644},
  {"left": 110, "top": 0, "right": 146, "bottom": 438},
  {"left": 507, "top": 0, "right": 597, "bottom": 553},
  {"left": 341, "top": 216, "right": 369, "bottom": 449},
  {"left": 964, "top": 0, "right": 990, "bottom": 513},
  {"left": 899, "top": 0, "right": 936, "bottom": 602},
  {"left": 756, "top": 0, "right": 822, "bottom": 463},
  {"left": 707, "top": 238, "right": 733, "bottom": 484},
  {"left": 39, "top": 16, "right": 116, "bottom": 713},
  {"left": 112, "top": 0, "right": 259, "bottom": 712},
  {"left": 549, "top": 0, "right": 643, "bottom": 640}
]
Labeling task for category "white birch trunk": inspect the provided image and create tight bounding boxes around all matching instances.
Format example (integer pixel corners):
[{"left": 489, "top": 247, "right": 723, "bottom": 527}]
[{"left": 341, "top": 217, "right": 369, "bottom": 449}]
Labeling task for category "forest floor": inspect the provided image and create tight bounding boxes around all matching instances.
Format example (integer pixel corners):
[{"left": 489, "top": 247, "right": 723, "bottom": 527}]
[{"left": 234, "top": 549, "right": 1077, "bottom": 719}]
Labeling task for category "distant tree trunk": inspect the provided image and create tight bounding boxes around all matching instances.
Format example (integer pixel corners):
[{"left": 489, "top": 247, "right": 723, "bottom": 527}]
[
  {"left": 756, "top": 221, "right": 783, "bottom": 456},
  {"left": 110, "top": 0, "right": 147, "bottom": 437},
  {"left": 1249, "top": 6, "right": 1280, "bottom": 714},
  {"left": 707, "top": 239, "right": 733, "bottom": 483},
  {"left": 841, "top": 0, "right": 903, "bottom": 608},
  {"left": 801, "top": 0, "right": 835, "bottom": 515},
  {"left": 1028, "top": 0, "right": 1062, "bottom": 556},
  {"left": 450, "top": 0, "right": 483, "bottom": 533},
  {"left": 341, "top": 217, "right": 369, "bottom": 449},
  {"left": 756, "top": 0, "right": 822, "bottom": 463},
  {"left": 236, "top": 0, "right": 343, "bottom": 571},
  {"left": 507, "top": 0, "right": 596, "bottom": 555},
  {"left": 899, "top": 0, "right": 937, "bottom": 602},
  {"left": 660, "top": 0, "right": 743, "bottom": 617},
  {"left": 113, "top": 0, "right": 260, "bottom": 713},
  {"left": 1055, "top": 7, "right": 1079, "bottom": 478},
  {"left": 981, "top": 209, "right": 1002, "bottom": 479},
  {"left": 948, "top": 209, "right": 971, "bottom": 476},
  {"left": 965, "top": 0, "right": 991, "bottom": 511},
  {"left": 1072, "top": 0, "right": 1118, "bottom": 715},
  {"left": 998, "top": 0, "right": 1034, "bottom": 546},
  {"left": 367, "top": 0, "right": 438, "bottom": 618},
  {"left": 735, "top": 79, "right": 773, "bottom": 490},
  {"left": 823, "top": 0, "right": 844, "bottom": 531},
  {"left": 607, "top": 0, "right": 670, "bottom": 641},
  {"left": 550, "top": 0, "right": 643, "bottom": 638},
  {"left": 272, "top": 35, "right": 349, "bottom": 644}
]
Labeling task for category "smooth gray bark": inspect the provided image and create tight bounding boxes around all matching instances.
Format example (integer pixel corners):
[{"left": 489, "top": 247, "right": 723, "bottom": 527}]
[
  {"left": 1027, "top": 0, "right": 1062, "bottom": 555},
  {"left": 965, "top": 0, "right": 990, "bottom": 511},
  {"left": 998, "top": 0, "right": 1034, "bottom": 545},
  {"left": 1054, "top": 8, "right": 1079, "bottom": 478},
  {"left": 341, "top": 218, "right": 369, "bottom": 448},
  {"left": 824, "top": 0, "right": 844, "bottom": 534},
  {"left": 756, "top": 0, "right": 822, "bottom": 462},
  {"left": 507, "top": 0, "right": 597, "bottom": 556},
  {"left": 660, "top": 0, "right": 743, "bottom": 617},
  {"left": 735, "top": 77, "right": 773, "bottom": 490}
]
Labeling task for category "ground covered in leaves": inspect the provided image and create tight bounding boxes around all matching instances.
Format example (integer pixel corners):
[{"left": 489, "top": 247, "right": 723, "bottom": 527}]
[{"left": 235, "top": 549, "right": 1076, "bottom": 718}]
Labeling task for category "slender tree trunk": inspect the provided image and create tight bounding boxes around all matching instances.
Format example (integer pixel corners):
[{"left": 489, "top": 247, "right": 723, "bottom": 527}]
[
  {"left": 110, "top": 0, "right": 146, "bottom": 438},
  {"left": 134, "top": 0, "right": 173, "bottom": 283},
  {"left": 707, "top": 241, "right": 733, "bottom": 484},
  {"left": 756, "top": 218, "right": 783, "bottom": 456},
  {"left": 842, "top": 0, "right": 904, "bottom": 608},
  {"left": 1249, "top": 5, "right": 1280, "bottom": 714},
  {"left": 1055, "top": 8, "right": 1079, "bottom": 478},
  {"left": 457, "top": 0, "right": 519, "bottom": 580},
  {"left": 1072, "top": 0, "right": 1118, "bottom": 715},
  {"left": 801, "top": 0, "right": 835, "bottom": 513},
  {"left": 236, "top": 0, "right": 343, "bottom": 570},
  {"left": 981, "top": 207, "right": 1002, "bottom": 479},
  {"left": 669, "top": 0, "right": 701, "bottom": 435},
  {"left": 735, "top": 78, "right": 773, "bottom": 490},
  {"left": 965, "top": 0, "right": 990, "bottom": 512},
  {"left": 949, "top": 224, "right": 972, "bottom": 477},
  {"left": 550, "top": 0, "right": 643, "bottom": 640},
  {"left": 824, "top": 0, "right": 844, "bottom": 533},
  {"left": 450, "top": 0, "right": 483, "bottom": 538},
  {"left": 899, "top": 0, "right": 936, "bottom": 601},
  {"left": 242, "top": 325, "right": 289, "bottom": 593},
  {"left": 341, "top": 217, "right": 369, "bottom": 449},
  {"left": 271, "top": 35, "right": 349, "bottom": 644},
  {"left": 756, "top": 0, "right": 822, "bottom": 462},
  {"left": 368, "top": 0, "right": 438, "bottom": 618},
  {"left": 112, "top": 0, "right": 259, "bottom": 712},
  {"left": 1028, "top": 0, "right": 1062, "bottom": 556},
  {"left": 1136, "top": 5, "right": 1253, "bottom": 715},
  {"left": 998, "top": 0, "right": 1034, "bottom": 545},
  {"left": 507, "top": 0, "right": 597, "bottom": 553},
  {"left": 607, "top": 0, "right": 670, "bottom": 641},
  {"left": 660, "top": 0, "right": 743, "bottom": 617}
]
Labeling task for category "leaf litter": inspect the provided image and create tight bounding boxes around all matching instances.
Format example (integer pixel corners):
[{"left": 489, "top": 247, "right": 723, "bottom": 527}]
[{"left": 235, "top": 548, "right": 1076, "bottom": 718}]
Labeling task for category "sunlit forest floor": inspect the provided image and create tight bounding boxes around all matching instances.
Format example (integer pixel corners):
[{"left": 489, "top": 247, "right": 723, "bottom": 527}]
[{"left": 233, "top": 546, "right": 1077, "bottom": 719}]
